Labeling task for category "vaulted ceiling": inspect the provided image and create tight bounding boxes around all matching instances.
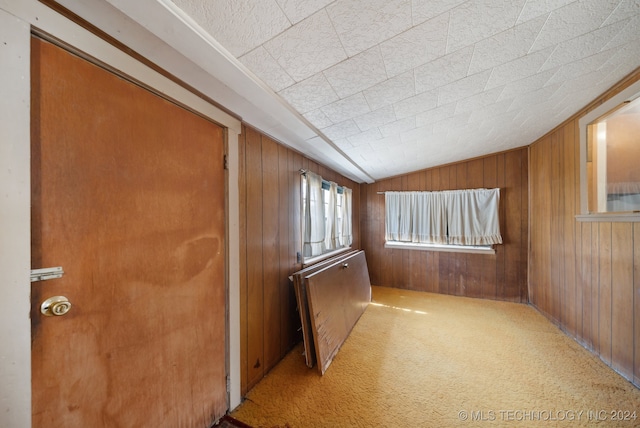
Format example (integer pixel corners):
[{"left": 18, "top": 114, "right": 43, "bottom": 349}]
[{"left": 61, "top": 0, "right": 640, "bottom": 182}]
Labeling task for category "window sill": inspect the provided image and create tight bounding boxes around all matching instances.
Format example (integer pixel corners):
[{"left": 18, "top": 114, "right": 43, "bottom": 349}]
[
  {"left": 575, "top": 213, "right": 640, "bottom": 222},
  {"left": 385, "top": 241, "right": 495, "bottom": 254},
  {"left": 302, "top": 247, "right": 353, "bottom": 267}
]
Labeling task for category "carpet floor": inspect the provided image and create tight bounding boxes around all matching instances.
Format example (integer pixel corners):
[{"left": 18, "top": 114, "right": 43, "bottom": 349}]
[{"left": 231, "top": 286, "right": 640, "bottom": 427}]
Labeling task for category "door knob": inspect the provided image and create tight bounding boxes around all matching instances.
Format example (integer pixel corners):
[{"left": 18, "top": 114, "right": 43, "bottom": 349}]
[{"left": 41, "top": 296, "right": 72, "bottom": 316}]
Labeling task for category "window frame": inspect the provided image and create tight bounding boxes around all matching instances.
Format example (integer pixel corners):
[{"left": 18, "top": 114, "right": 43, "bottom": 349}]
[
  {"left": 300, "top": 172, "right": 353, "bottom": 266},
  {"left": 577, "top": 79, "right": 640, "bottom": 222},
  {"left": 384, "top": 240, "right": 495, "bottom": 254},
  {"left": 383, "top": 189, "right": 501, "bottom": 255}
]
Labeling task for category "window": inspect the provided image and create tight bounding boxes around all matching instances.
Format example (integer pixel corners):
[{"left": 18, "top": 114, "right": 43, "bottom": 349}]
[
  {"left": 384, "top": 189, "right": 502, "bottom": 254},
  {"left": 578, "top": 79, "right": 640, "bottom": 221},
  {"left": 586, "top": 95, "right": 640, "bottom": 213},
  {"left": 302, "top": 171, "right": 352, "bottom": 263}
]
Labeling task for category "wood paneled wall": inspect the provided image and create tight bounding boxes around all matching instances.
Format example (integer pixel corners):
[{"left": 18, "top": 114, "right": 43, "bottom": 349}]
[
  {"left": 529, "top": 68, "right": 640, "bottom": 388},
  {"left": 238, "top": 125, "right": 361, "bottom": 394},
  {"left": 360, "top": 149, "right": 528, "bottom": 302}
]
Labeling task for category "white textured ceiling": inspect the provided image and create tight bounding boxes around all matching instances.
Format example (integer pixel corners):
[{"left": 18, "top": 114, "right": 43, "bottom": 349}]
[{"left": 71, "top": 0, "right": 640, "bottom": 182}]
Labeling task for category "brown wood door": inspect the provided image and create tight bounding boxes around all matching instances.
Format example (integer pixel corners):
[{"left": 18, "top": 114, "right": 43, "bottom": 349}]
[{"left": 30, "top": 37, "right": 227, "bottom": 427}]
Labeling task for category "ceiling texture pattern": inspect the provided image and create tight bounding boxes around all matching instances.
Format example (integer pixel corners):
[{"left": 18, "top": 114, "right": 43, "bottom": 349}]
[{"left": 70, "top": 0, "right": 640, "bottom": 182}]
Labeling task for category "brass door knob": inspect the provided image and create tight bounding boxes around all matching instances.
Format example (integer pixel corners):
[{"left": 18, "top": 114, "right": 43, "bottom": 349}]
[{"left": 41, "top": 296, "right": 72, "bottom": 316}]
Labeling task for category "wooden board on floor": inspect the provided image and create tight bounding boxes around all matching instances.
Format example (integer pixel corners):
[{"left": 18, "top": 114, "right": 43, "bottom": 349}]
[
  {"left": 305, "top": 251, "right": 372, "bottom": 375},
  {"left": 291, "top": 250, "right": 358, "bottom": 368}
]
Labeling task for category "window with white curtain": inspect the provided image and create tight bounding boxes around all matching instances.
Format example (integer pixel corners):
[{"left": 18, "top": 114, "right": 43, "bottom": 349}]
[
  {"left": 384, "top": 189, "right": 502, "bottom": 254},
  {"left": 302, "top": 171, "right": 352, "bottom": 263}
]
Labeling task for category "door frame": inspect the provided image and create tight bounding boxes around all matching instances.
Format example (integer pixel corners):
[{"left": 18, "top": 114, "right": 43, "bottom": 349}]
[{"left": 0, "top": 2, "right": 242, "bottom": 426}]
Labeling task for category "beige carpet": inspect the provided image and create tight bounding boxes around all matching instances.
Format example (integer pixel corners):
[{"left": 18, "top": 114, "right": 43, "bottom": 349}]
[{"left": 232, "top": 286, "right": 640, "bottom": 427}]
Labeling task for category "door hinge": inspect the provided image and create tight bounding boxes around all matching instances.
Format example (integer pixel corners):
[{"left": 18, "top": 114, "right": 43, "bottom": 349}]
[
  {"left": 31, "top": 267, "right": 64, "bottom": 282},
  {"left": 226, "top": 375, "right": 231, "bottom": 393},
  {"left": 224, "top": 154, "right": 229, "bottom": 170}
]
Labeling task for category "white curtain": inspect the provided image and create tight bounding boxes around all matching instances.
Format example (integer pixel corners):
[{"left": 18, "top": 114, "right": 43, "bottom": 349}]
[
  {"left": 385, "top": 188, "right": 502, "bottom": 246},
  {"left": 385, "top": 192, "right": 402, "bottom": 241},
  {"left": 445, "top": 189, "right": 502, "bottom": 245},
  {"left": 340, "top": 187, "right": 353, "bottom": 246},
  {"left": 324, "top": 181, "right": 340, "bottom": 250},
  {"left": 413, "top": 192, "right": 448, "bottom": 244},
  {"left": 303, "top": 172, "right": 326, "bottom": 257},
  {"left": 385, "top": 192, "right": 413, "bottom": 241}
]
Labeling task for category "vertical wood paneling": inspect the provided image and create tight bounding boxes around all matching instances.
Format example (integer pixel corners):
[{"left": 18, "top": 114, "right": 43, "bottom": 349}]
[
  {"left": 538, "top": 137, "right": 552, "bottom": 315},
  {"left": 563, "top": 122, "right": 577, "bottom": 337},
  {"left": 591, "top": 223, "right": 600, "bottom": 354},
  {"left": 367, "top": 182, "right": 381, "bottom": 286},
  {"left": 529, "top": 69, "right": 640, "bottom": 389},
  {"left": 505, "top": 150, "right": 525, "bottom": 302},
  {"left": 599, "top": 223, "right": 612, "bottom": 365},
  {"left": 550, "top": 131, "right": 564, "bottom": 318},
  {"left": 519, "top": 148, "right": 529, "bottom": 303},
  {"left": 495, "top": 153, "right": 507, "bottom": 302},
  {"left": 289, "top": 151, "right": 304, "bottom": 347},
  {"left": 244, "top": 127, "right": 264, "bottom": 388},
  {"left": 238, "top": 124, "right": 362, "bottom": 393},
  {"left": 361, "top": 148, "right": 528, "bottom": 302},
  {"left": 262, "top": 137, "right": 281, "bottom": 372},
  {"left": 611, "top": 223, "right": 634, "bottom": 379},
  {"left": 576, "top": 119, "right": 593, "bottom": 344},
  {"left": 238, "top": 131, "right": 248, "bottom": 395},
  {"left": 278, "top": 144, "right": 292, "bottom": 356},
  {"left": 579, "top": 222, "right": 592, "bottom": 349},
  {"left": 528, "top": 146, "right": 538, "bottom": 305},
  {"left": 351, "top": 175, "right": 361, "bottom": 249},
  {"left": 379, "top": 180, "right": 388, "bottom": 288}
]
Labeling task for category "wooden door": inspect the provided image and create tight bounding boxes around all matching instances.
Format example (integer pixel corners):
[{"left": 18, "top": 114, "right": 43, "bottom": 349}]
[{"left": 30, "top": 37, "right": 227, "bottom": 427}]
